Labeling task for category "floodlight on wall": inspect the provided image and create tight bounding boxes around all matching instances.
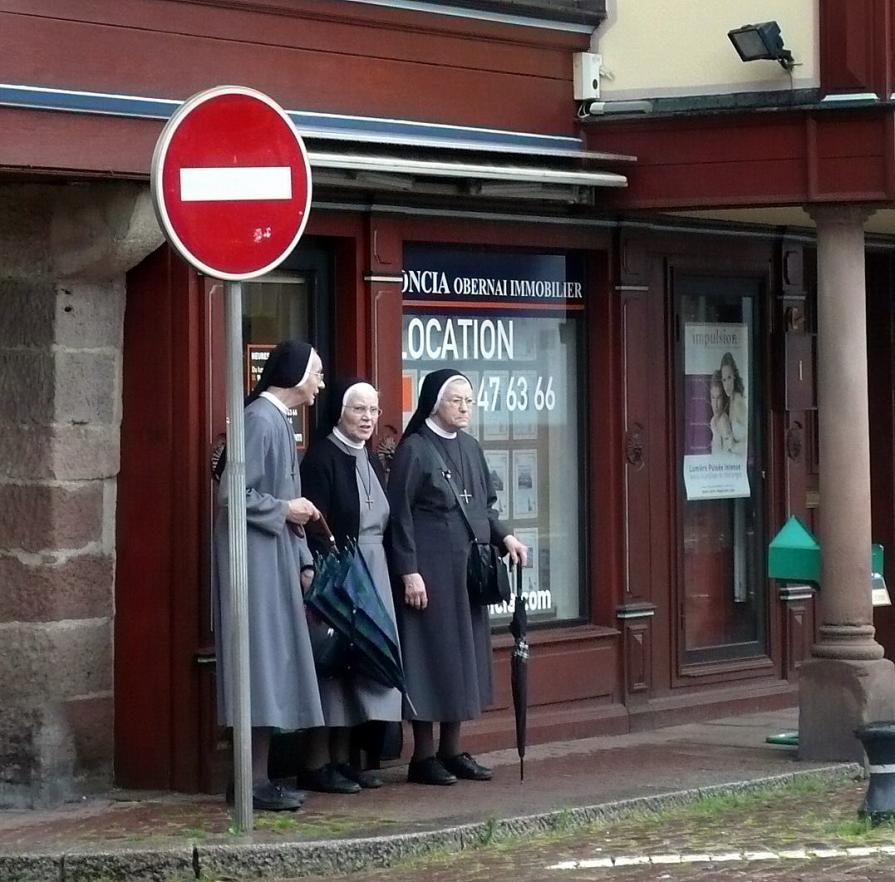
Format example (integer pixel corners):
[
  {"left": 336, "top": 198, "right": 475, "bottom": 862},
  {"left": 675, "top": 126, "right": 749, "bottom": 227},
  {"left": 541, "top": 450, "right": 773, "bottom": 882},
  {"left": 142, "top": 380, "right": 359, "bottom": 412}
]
[{"left": 727, "top": 21, "right": 795, "bottom": 71}]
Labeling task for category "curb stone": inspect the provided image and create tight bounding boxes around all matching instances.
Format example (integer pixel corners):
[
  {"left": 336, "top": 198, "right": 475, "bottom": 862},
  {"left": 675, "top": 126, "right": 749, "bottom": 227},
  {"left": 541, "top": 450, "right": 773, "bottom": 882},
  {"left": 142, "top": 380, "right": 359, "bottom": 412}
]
[
  {"left": 62, "top": 846, "right": 197, "bottom": 882},
  {"left": 0, "top": 763, "right": 862, "bottom": 882},
  {"left": 0, "top": 853, "right": 63, "bottom": 882}
]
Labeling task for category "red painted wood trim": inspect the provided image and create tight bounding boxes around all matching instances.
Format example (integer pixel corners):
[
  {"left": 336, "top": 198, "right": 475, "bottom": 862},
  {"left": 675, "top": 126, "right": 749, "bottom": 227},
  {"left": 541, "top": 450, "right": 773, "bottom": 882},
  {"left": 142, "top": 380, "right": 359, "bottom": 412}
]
[
  {"left": 0, "top": 107, "right": 159, "bottom": 177},
  {"left": 0, "top": 10, "right": 575, "bottom": 89},
  {"left": 820, "top": 0, "right": 893, "bottom": 98},
  {"left": 168, "top": 262, "right": 208, "bottom": 792},
  {"left": 591, "top": 109, "right": 895, "bottom": 210},
  {"left": 3, "top": 0, "right": 590, "bottom": 48},
  {"left": 806, "top": 116, "right": 819, "bottom": 200},
  {"left": 116, "top": 246, "right": 177, "bottom": 789},
  {"left": 588, "top": 246, "right": 623, "bottom": 635},
  {"left": 368, "top": 215, "right": 405, "bottom": 438},
  {"left": 0, "top": 2, "right": 584, "bottom": 136}
]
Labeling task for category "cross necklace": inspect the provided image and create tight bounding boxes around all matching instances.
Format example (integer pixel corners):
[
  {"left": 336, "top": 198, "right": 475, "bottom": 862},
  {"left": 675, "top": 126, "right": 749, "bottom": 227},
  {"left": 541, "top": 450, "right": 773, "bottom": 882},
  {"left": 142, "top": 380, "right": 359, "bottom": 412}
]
[
  {"left": 355, "top": 456, "right": 375, "bottom": 509},
  {"left": 436, "top": 437, "right": 472, "bottom": 504}
]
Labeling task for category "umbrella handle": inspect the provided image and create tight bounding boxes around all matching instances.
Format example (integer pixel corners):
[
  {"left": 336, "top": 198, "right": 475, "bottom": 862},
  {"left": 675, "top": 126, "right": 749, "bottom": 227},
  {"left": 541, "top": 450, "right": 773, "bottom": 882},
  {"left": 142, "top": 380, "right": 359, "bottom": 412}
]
[
  {"left": 515, "top": 557, "right": 523, "bottom": 598},
  {"left": 309, "top": 513, "right": 337, "bottom": 547}
]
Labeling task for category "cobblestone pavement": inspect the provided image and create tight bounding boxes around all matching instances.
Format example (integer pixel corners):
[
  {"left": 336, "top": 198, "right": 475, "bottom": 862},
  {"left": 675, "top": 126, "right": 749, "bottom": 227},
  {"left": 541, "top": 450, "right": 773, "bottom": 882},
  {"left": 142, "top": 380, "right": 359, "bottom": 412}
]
[{"left": 297, "top": 778, "right": 895, "bottom": 882}]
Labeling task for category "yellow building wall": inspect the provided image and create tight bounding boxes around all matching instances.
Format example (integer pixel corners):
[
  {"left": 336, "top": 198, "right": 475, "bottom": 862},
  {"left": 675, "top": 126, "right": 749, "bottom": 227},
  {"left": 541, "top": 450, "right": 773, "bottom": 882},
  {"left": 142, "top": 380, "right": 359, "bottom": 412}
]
[{"left": 596, "top": 1, "right": 818, "bottom": 99}]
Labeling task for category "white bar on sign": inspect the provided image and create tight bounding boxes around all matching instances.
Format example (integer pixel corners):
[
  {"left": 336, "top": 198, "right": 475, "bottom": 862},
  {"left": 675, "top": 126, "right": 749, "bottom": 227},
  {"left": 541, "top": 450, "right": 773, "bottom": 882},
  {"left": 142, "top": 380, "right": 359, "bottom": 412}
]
[{"left": 180, "top": 166, "right": 292, "bottom": 201}]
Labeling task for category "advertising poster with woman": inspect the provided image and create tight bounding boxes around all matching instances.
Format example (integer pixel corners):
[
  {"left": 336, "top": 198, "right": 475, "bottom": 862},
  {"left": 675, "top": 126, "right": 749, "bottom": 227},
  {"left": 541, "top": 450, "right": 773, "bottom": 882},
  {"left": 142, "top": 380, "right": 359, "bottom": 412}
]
[{"left": 682, "top": 323, "right": 751, "bottom": 500}]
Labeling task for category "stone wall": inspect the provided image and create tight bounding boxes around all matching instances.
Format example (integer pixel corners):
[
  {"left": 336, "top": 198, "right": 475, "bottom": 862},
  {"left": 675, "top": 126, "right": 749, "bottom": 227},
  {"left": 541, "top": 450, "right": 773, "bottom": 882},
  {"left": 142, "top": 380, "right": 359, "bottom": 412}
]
[{"left": 0, "top": 182, "right": 162, "bottom": 808}]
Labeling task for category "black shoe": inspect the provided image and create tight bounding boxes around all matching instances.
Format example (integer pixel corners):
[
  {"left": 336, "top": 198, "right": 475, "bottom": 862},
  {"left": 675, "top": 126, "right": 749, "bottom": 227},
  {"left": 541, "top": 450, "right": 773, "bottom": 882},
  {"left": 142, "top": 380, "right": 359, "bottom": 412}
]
[
  {"left": 407, "top": 756, "right": 457, "bottom": 786},
  {"left": 225, "top": 780, "right": 306, "bottom": 808},
  {"left": 296, "top": 764, "right": 361, "bottom": 794},
  {"left": 334, "top": 762, "right": 384, "bottom": 789},
  {"left": 252, "top": 780, "right": 305, "bottom": 811},
  {"left": 437, "top": 752, "right": 493, "bottom": 781}
]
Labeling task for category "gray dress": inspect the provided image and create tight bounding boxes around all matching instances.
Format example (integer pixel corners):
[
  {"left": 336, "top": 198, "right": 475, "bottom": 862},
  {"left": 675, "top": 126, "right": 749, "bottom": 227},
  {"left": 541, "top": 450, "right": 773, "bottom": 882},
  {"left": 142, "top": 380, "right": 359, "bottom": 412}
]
[
  {"left": 317, "top": 434, "right": 403, "bottom": 726},
  {"left": 213, "top": 396, "right": 324, "bottom": 730}
]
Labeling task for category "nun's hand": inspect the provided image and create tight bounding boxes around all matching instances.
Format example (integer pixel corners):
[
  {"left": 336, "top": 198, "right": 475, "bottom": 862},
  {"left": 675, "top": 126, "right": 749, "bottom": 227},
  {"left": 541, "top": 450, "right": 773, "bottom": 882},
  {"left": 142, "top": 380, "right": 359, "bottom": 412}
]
[
  {"left": 287, "top": 497, "right": 320, "bottom": 526},
  {"left": 403, "top": 573, "right": 428, "bottom": 610},
  {"left": 503, "top": 534, "right": 528, "bottom": 567},
  {"left": 299, "top": 566, "right": 315, "bottom": 593}
]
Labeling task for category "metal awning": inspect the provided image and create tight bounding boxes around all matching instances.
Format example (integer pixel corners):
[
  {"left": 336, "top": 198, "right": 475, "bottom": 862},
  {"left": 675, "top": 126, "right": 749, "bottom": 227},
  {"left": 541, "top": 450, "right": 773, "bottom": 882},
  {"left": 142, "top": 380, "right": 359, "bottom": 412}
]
[
  {"left": 307, "top": 152, "right": 627, "bottom": 188},
  {"left": 0, "top": 83, "right": 634, "bottom": 196}
]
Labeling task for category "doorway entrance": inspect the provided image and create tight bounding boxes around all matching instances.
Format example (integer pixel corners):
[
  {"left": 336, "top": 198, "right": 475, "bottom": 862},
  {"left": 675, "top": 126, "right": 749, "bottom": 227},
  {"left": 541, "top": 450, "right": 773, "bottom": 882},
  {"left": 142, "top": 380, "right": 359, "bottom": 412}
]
[
  {"left": 116, "top": 239, "right": 333, "bottom": 792},
  {"left": 673, "top": 274, "right": 768, "bottom": 669}
]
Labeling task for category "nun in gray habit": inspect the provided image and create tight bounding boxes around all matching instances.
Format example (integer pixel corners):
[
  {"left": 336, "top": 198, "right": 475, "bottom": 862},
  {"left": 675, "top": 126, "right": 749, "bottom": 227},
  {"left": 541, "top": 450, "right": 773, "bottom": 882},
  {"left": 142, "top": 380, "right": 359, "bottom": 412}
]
[
  {"left": 388, "top": 369, "right": 527, "bottom": 786},
  {"left": 213, "top": 339, "right": 326, "bottom": 811}
]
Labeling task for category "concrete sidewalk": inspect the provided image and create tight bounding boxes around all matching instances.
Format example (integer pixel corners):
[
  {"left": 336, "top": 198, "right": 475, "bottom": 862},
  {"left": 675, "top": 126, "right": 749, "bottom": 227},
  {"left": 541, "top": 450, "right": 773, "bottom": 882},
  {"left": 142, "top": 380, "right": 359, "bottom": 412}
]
[{"left": 0, "top": 709, "right": 862, "bottom": 882}]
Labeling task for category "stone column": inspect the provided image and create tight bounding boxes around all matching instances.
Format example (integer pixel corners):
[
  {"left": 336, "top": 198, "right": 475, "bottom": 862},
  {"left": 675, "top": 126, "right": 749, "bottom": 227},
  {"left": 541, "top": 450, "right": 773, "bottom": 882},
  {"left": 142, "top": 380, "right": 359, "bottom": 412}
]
[
  {"left": 0, "top": 182, "right": 162, "bottom": 807},
  {"left": 799, "top": 205, "right": 895, "bottom": 762}
]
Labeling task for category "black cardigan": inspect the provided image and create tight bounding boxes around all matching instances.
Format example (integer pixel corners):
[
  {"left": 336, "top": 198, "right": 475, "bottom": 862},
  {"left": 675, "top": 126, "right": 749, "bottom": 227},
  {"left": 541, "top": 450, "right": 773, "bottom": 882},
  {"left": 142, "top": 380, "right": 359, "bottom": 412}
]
[{"left": 300, "top": 436, "right": 388, "bottom": 557}]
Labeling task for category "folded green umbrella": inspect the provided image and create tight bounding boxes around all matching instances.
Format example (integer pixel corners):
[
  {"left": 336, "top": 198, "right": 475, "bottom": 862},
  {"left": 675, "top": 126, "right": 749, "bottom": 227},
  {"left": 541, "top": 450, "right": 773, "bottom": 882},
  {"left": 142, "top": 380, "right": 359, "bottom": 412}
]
[{"left": 304, "top": 526, "right": 414, "bottom": 713}]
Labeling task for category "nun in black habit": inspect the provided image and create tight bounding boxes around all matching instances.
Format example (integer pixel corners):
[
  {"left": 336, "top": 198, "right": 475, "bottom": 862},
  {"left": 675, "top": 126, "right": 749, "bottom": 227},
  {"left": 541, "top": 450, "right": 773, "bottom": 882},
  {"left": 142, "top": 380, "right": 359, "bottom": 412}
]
[
  {"left": 298, "top": 377, "right": 402, "bottom": 793},
  {"left": 388, "top": 369, "right": 528, "bottom": 786},
  {"left": 213, "top": 340, "right": 327, "bottom": 811}
]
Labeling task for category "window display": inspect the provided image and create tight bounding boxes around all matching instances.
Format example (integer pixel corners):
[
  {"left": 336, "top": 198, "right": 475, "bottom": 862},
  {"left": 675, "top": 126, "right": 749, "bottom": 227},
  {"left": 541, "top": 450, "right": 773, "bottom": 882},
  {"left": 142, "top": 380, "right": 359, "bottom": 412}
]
[
  {"left": 401, "top": 245, "right": 586, "bottom": 625},
  {"left": 675, "top": 277, "right": 766, "bottom": 662},
  {"left": 242, "top": 277, "right": 310, "bottom": 449}
]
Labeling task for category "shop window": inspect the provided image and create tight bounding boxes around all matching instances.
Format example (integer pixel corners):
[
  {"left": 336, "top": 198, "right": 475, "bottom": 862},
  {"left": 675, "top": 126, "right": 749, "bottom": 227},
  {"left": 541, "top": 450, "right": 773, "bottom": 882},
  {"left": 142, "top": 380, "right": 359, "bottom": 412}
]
[
  {"left": 240, "top": 275, "right": 312, "bottom": 446},
  {"left": 238, "top": 241, "right": 333, "bottom": 447},
  {"left": 401, "top": 244, "right": 587, "bottom": 626},
  {"left": 675, "top": 275, "right": 767, "bottom": 663}
]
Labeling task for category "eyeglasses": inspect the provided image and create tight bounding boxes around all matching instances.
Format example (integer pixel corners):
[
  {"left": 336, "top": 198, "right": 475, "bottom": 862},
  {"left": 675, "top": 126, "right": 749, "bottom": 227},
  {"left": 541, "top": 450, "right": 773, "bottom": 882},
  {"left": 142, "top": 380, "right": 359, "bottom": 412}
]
[
  {"left": 311, "top": 370, "right": 325, "bottom": 380},
  {"left": 445, "top": 397, "right": 475, "bottom": 409},
  {"left": 347, "top": 405, "right": 382, "bottom": 417}
]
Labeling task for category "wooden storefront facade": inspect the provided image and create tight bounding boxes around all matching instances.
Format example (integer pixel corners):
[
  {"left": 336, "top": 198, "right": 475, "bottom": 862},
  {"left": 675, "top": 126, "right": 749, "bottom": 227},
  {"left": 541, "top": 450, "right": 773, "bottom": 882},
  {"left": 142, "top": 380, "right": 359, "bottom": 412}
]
[{"left": 5, "top": 0, "right": 895, "bottom": 800}]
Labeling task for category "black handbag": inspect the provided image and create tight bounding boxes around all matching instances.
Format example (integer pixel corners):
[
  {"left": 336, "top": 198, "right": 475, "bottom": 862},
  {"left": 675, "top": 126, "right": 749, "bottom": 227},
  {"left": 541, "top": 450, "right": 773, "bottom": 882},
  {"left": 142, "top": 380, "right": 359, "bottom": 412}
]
[
  {"left": 423, "top": 436, "right": 511, "bottom": 607},
  {"left": 305, "top": 608, "right": 351, "bottom": 678},
  {"left": 465, "top": 539, "right": 512, "bottom": 606}
]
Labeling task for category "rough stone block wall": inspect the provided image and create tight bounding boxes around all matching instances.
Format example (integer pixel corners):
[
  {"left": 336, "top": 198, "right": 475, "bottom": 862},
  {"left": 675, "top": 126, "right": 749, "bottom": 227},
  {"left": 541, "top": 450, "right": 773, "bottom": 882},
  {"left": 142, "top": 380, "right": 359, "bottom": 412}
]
[{"left": 0, "top": 183, "right": 162, "bottom": 808}]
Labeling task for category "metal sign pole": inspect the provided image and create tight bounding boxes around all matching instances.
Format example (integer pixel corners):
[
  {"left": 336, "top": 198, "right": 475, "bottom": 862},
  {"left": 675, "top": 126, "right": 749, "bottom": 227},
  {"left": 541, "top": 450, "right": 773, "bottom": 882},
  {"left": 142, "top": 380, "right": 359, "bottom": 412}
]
[{"left": 224, "top": 279, "right": 253, "bottom": 831}]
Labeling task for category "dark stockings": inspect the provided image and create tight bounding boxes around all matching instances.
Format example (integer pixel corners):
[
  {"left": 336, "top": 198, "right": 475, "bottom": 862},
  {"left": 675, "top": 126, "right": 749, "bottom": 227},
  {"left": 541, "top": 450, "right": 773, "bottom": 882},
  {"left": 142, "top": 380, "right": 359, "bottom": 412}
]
[{"left": 411, "top": 720, "right": 462, "bottom": 760}]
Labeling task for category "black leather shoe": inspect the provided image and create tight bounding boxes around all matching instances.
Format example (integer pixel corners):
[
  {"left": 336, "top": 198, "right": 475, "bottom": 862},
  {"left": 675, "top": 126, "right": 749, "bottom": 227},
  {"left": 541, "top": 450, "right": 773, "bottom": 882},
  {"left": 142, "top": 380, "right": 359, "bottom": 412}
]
[
  {"left": 252, "top": 780, "right": 305, "bottom": 811},
  {"left": 334, "top": 762, "right": 384, "bottom": 789},
  {"left": 437, "top": 752, "right": 493, "bottom": 781},
  {"left": 296, "top": 764, "right": 361, "bottom": 794},
  {"left": 407, "top": 756, "right": 457, "bottom": 786},
  {"left": 225, "top": 780, "right": 306, "bottom": 810}
]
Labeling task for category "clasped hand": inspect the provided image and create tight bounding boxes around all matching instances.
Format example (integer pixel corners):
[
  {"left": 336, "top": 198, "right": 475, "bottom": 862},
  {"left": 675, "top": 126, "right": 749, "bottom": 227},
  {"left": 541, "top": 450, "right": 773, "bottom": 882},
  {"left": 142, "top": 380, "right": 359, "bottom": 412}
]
[{"left": 286, "top": 497, "right": 320, "bottom": 526}]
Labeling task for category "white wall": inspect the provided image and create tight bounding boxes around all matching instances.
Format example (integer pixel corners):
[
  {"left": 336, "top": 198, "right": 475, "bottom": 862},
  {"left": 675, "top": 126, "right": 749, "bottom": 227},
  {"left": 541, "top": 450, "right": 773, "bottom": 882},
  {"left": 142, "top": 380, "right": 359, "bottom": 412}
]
[{"left": 595, "top": 0, "right": 818, "bottom": 100}]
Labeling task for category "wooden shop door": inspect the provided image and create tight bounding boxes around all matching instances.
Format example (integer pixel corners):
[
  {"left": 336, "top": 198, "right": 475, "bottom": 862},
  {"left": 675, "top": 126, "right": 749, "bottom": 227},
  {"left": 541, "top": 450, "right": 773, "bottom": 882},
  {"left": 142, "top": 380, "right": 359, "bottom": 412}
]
[{"left": 116, "top": 240, "right": 332, "bottom": 793}]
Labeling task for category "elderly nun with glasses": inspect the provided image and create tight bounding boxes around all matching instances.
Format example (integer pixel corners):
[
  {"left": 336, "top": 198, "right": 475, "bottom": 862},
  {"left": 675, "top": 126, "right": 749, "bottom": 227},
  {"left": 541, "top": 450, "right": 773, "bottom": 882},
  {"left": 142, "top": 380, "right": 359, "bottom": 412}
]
[
  {"left": 298, "top": 377, "right": 402, "bottom": 794},
  {"left": 388, "top": 369, "right": 527, "bottom": 786}
]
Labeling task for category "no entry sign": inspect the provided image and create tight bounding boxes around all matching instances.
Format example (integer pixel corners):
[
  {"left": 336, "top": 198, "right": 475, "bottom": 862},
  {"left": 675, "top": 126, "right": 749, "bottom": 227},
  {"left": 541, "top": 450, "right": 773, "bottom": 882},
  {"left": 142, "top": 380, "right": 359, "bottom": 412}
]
[{"left": 151, "top": 86, "right": 312, "bottom": 280}]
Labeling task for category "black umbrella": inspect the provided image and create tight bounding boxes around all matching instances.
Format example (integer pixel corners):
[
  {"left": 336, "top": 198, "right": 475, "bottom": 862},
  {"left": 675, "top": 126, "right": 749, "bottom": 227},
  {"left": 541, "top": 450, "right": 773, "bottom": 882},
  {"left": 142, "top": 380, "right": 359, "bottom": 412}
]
[
  {"left": 509, "top": 560, "right": 530, "bottom": 782},
  {"left": 305, "top": 519, "right": 415, "bottom": 713}
]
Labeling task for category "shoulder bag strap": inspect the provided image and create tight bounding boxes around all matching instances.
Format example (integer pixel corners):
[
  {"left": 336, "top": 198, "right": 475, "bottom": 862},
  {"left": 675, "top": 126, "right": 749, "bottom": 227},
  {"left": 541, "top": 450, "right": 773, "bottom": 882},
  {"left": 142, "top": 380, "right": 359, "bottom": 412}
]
[{"left": 421, "top": 434, "right": 477, "bottom": 542}]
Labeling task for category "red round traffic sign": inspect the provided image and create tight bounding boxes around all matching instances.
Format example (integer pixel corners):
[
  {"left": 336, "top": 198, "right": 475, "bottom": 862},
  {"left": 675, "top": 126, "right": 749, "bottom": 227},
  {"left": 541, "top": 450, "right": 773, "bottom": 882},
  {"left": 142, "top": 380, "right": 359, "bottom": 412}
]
[{"left": 151, "top": 86, "right": 312, "bottom": 281}]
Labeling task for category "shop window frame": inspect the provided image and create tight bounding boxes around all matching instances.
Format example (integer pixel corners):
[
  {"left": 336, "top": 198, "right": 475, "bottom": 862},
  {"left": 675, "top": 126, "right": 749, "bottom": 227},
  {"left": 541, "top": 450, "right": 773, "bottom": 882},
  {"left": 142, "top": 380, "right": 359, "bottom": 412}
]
[{"left": 670, "top": 269, "right": 773, "bottom": 674}]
